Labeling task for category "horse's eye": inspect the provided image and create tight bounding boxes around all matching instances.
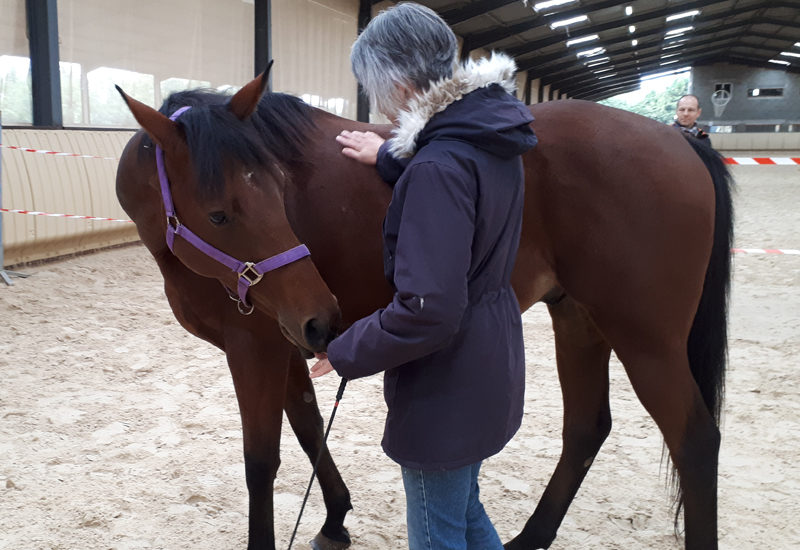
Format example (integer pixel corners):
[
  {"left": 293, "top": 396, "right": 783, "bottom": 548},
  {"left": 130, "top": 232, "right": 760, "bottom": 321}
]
[{"left": 209, "top": 211, "right": 229, "bottom": 226}]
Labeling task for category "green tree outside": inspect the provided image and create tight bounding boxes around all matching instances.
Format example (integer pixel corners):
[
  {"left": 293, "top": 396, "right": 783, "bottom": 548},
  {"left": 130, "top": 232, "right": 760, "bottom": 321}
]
[{"left": 599, "top": 76, "right": 689, "bottom": 124}]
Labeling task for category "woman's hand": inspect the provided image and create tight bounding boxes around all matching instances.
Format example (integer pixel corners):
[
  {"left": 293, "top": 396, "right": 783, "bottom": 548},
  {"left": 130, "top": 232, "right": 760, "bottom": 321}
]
[
  {"left": 335, "top": 130, "right": 385, "bottom": 166},
  {"left": 309, "top": 352, "right": 336, "bottom": 379}
]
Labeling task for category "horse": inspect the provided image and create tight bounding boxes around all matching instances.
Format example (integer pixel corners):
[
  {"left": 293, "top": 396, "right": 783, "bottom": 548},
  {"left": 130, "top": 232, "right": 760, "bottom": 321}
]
[{"left": 114, "top": 64, "right": 732, "bottom": 550}]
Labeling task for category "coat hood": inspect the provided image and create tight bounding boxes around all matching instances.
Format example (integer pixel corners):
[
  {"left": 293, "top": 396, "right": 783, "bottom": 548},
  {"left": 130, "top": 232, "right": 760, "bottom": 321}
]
[{"left": 388, "top": 52, "right": 537, "bottom": 159}]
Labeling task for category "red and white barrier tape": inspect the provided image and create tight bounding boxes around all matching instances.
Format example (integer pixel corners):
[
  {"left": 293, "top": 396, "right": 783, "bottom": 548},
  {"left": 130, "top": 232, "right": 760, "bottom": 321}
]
[
  {"left": 0, "top": 143, "right": 119, "bottom": 161},
  {"left": 724, "top": 157, "right": 800, "bottom": 165},
  {"left": 2, "top": 142, "right": 799, "bottom": 166},
  {"left": 0, "top": 207, "right": 133, "bottom": 223},
  {"left": 3, "top": 208, "right": 798, "bottom": 254},
  {"left": 732, "top": 248, "right": 799, "bottom": 255}
]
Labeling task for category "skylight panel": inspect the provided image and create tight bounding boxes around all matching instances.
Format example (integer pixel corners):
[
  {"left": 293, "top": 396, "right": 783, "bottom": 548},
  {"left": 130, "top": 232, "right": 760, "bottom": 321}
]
[
  {"left": 597, "top": 73, "right": 617, "bottom": 79},
  {"left": 566, "top": 34, "right": 599, "bottom": 46},
  {"left": 625, "top": 6, "right": 633, "bottom": 16},
  {"left": 533, "top": 0, "right": 578, "bottom": 12},
  {"left": 666, "top": 26, "right": 694, "bottom": 36},
  {"left": 666, "top": 10, "right": 700, "bottom": 22},
  {"left": 768, "top": 59, "right": 791, "bottom": 65},
  {"left": 780, "top": 51, "right": 800, "bottom": 58},
  {"left": 585, "top": 57, "right": 610, "bottom": 67},
  {"left": 576, "top": 46, "right": 606, "bottom": 58},
  {"left": 550, "top": 15, "right": 589, "bottom": 29}
]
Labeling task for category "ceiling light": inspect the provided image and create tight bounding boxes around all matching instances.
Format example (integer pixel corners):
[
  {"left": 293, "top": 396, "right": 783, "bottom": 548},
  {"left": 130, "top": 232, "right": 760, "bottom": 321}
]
[
  {"left": 593, "top": 67, "right": 614, "bottom": 73},
  {"left": 625, "top": 6, "right": 633, "bottom": 16},
  {"left": 661, "top": 53, "right": 679, "bottom": 59},
  {"left": 533, "top": 0, "right": 578, "bottom": 12},
  {"left": 566, "top": 34, "right": 599, "bottom": 46},
  {"left": 768, "top": 59, "right": 791, "bottom": 65},
  {"left": 597, "top": 73, "right": 617, "bottom": 79},
  {"left": 666, "top": 26, "right": 694, "bottom": 36},
  {"left": 576, "top": 47, "right": 606, "bottom": 58},
  {"left": 585, "top": 57, "right": 610, "bottom": 67},
  {"left": 780, "top": 51, "right": 800, "bottom": 58},
  {"left": 628, "top": 25, "right": 636, "bottom": 33},
  {"left": 631, "top": 39, "right": 638, "bottom": 46},
  {"left": 660, "top": 59, "right": 679, "bottom": 65},
  {"left": 663, "top": 43, "right": 683, "bottom": 50},
  {"left": 550, "top": 14, "right": 589, "bottom": 29},
  {"left": 795, "top": 42, "right": 800, "bottom": 47},
  {"left": 666, "top": 10, "right": 700, "bottom": 22},
  {"left": 751, "top": 88, "right": 760, "bottom": 96}
]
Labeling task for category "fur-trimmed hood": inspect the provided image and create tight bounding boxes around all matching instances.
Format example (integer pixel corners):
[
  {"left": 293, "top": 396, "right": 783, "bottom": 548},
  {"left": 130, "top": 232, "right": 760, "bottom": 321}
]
[{"left": 388, "top": 52, "right": 536, "bottom": 159}]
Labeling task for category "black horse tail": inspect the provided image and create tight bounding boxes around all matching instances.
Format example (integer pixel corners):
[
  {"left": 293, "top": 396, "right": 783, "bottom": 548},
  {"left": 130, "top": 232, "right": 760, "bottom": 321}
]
[
  {"left": 672, "top": 135, "right": 734, "bottom": 522},
  {"left": 687, "top": 136, "right": 733, "bottom": 427}
]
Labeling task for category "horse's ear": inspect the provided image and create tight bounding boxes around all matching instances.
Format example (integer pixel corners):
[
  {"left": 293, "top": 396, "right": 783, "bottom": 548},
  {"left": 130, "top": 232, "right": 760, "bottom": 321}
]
[
  {"left": 116, "top": 86, "right": 182, "bottom": 150},
  {"left": 228, "top": 60, "right": 273, "bottom": 121}
]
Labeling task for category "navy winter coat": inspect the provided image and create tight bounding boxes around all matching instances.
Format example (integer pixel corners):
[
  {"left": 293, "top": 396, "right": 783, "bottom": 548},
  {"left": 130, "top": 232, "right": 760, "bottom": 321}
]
[{"left": 327, "top": 80, "right": 537, "bottom": 470}]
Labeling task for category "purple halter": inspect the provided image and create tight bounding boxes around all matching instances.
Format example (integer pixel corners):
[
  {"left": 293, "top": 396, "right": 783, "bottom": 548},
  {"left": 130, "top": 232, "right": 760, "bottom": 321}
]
[{"left": 155, "top": 106, "right": 310, "bottom": 315}]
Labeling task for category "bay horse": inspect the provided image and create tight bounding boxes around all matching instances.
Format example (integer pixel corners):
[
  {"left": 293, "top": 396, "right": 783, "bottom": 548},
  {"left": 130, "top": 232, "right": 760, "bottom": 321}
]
[{"left": 115, "top": 65, "right": 732, "bottom": 550}]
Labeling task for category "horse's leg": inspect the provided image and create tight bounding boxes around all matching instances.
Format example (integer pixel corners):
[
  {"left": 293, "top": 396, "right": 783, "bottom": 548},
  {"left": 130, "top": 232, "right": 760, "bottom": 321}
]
[
  {"left": 505, "top": 297, "right": 612, "bottom": 550},
  {"left": 283, "top": 350, "right": 352, "bottom": 549},
  {"left": 612, "top": 339, "right": 719, "bottom": 550},
  {"left": 226, "top": 325, "right": 293, "bottom": 550}
]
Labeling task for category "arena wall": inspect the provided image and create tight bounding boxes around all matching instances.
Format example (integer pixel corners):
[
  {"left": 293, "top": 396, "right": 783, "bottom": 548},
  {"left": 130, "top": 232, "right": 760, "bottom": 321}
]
[{"left": 1, "top": 129, "right": 138, "bottom": 266}]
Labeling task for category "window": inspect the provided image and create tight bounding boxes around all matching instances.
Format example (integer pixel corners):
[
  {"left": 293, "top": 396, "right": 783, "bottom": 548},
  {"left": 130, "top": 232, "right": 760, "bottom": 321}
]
[
  {"left": 747, "top": 87, "right": 784, "bottom": 98},
  {"left": 0, "top": 55, "right": 31, "bottom": 124},
  {"left": 714, "top": 82, "right": 732, "bottom": 94}
]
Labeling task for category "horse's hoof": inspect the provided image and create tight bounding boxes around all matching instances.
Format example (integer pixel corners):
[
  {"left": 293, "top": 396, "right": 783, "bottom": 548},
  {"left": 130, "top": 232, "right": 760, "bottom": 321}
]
[{"left": 311, "top": 528, "right": 351, "bottom": 550}]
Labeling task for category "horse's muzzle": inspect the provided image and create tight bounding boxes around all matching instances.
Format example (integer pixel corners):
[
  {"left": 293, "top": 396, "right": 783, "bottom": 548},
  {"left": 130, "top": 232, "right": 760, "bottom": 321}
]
[{"left": 303, "top": 314, "right": 341, "bottom": 354}]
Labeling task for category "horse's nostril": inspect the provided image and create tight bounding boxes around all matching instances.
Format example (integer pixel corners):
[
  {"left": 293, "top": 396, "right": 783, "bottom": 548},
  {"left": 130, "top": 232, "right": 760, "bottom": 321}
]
[{"left": 304, "top": 317, "right": 335, "bottom": 352}]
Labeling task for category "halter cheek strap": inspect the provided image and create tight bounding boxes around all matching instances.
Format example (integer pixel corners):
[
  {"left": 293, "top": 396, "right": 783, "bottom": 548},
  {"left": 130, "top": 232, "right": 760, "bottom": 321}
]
[{"left": 154, "top": 106, "right": 311, "bottom": 314}]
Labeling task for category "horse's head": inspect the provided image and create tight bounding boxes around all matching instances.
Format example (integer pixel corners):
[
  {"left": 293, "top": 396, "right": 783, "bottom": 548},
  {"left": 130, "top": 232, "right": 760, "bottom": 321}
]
[{"left": 116, "top": 65, "right": 340, "bottom": 354}]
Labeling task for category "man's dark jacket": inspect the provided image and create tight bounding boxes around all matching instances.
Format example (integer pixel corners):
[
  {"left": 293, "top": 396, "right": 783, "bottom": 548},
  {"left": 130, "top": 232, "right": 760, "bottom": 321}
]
[{"left": 327, "top": 62, "right": 537, "bottom": 470}]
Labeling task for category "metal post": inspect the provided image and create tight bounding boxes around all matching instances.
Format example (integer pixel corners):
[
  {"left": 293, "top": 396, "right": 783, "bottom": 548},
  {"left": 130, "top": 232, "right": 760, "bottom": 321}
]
[
  {"left": 26, "top": 0, "right": 62, "bottom": 128},
  {"left": 254, "top": 0, "right": 272, "bottom": 91},
  {"left": 0, "top": 112, "right": 30, "bottom": 285},
  {"left": 356, "top": 0, "right": 371, "bottom": 122}
]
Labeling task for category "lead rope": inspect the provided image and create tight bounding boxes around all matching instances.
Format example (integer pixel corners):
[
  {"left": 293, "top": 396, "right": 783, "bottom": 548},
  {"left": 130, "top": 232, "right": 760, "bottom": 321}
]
[{"left": 287, "top": 377, "right": 348, "bottom": 550}]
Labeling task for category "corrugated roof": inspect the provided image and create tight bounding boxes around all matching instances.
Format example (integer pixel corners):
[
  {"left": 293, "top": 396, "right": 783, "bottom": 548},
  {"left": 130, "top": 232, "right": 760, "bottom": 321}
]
[{"left": 401, "top": 0, "right": 800, "bottom": 100}]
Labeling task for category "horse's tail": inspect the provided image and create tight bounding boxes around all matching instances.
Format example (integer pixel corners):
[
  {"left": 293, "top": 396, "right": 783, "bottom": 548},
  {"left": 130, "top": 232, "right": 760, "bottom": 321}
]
[{"left": 672, "top": 136, "right": 734, "bottom": 520}]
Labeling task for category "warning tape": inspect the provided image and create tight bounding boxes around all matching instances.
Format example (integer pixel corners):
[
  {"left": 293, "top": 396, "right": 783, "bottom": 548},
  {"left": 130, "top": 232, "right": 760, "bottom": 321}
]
[
  {"left": 2, "top": 142, "right": 799, "bottom": 166},
  {"left": 2, "top": 208, "right": 797, "bottom": 254},
  {"left": 0, "top": 143, "right": 119, "bottom": 161},
  {"left": 724, "top": 157, "right": 800, "bottom": 165},
  {"left": 0, "top": 207, "right": 133, "bottom": 223},
  {"left": 732, "top": 248, "right": 799, "bottom": 255}
]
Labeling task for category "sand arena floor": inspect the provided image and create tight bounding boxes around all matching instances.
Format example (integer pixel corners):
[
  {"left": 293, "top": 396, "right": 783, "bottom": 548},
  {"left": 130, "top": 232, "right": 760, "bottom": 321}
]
[{"left": 1, "top": 159, "right": 798, "bottom": 549}]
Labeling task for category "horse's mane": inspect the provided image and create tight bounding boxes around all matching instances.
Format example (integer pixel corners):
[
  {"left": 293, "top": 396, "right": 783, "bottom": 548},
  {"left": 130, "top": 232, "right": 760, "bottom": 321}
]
[{"left": 150, "top": 89, "right": 315, "bottom": 198}]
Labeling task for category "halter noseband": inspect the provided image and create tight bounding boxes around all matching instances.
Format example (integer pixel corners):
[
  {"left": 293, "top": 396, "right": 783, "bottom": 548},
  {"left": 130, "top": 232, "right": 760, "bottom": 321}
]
[{"left": 155, "top": 106, "right": 310, "bottom": 315}]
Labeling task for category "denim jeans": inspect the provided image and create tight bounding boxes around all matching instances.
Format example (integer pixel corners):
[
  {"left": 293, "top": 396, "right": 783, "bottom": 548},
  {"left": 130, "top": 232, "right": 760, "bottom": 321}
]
[{"left": 401, "top": 461, "right": 504, "bottom": 550}]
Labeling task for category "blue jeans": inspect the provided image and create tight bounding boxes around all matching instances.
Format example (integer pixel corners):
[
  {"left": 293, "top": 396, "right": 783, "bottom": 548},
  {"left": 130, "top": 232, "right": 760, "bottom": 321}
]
[{"left": 401, "top": 462, "right": 504, "bottom": 550}]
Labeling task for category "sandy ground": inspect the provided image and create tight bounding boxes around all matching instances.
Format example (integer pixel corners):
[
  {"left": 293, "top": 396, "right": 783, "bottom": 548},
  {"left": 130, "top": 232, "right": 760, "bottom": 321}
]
[{"left": 1, "top": 160, "right": 799, "bottom": 549}]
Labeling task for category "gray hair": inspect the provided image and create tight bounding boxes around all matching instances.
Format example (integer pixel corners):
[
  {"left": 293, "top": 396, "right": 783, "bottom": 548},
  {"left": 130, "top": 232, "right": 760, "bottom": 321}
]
[{"left": 351, "top": 2, "right": 458, "bottom": 117}]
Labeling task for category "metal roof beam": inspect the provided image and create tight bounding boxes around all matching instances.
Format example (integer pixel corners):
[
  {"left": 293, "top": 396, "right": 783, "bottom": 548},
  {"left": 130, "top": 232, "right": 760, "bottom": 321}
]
[
  {"left": 441, "top": 0, "right": 519, "bottom": 26},
  {"left": 545, "top": 41, "right": 780, "bottom": 91},
  {"left": 466, "top": 0, "right": 656, "bottom": 50},
  {"left": 518, "top": 15, "right": 788, "bottom": 76},
  {"left": 506, "top": 0, "right": 778, "bottom": 59},
  {"left": 565, "top": 49, "right": 728, "bottom": 97}
]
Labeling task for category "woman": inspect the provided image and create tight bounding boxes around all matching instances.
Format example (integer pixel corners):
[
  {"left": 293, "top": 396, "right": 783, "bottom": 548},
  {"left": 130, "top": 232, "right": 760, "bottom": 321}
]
[{"left": 309, "top": 3, "right": 537, "bottom": 548}]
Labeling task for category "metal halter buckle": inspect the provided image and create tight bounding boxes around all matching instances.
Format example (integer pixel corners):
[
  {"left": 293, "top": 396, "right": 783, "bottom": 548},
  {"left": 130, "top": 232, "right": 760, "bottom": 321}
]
[{"left": 239, "top": 262, "right": 263, "bottom": 285}]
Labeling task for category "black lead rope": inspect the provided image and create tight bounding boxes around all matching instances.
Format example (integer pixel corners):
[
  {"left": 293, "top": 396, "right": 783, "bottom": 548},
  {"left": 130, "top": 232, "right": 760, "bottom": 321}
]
[{"left": 287, "top": 377, "right": 348, "bottom": 550}]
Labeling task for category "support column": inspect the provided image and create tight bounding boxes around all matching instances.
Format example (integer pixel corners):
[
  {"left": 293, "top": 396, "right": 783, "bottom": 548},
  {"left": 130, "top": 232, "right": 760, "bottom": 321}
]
[
  {"left": 254, "top": 0, "right": 272, "bottom": 90},
  {"left": 26, "top": 0, "right": 62, "bottom": 128},
  {"left": 356, "top": 0, "right": 371, "bottom": 122}
]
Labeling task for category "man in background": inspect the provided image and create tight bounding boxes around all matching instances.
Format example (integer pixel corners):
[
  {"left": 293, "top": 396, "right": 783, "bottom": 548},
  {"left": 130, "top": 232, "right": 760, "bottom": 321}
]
[{"left": 672, "top": 94, "right": 711, "bottom": 142}]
